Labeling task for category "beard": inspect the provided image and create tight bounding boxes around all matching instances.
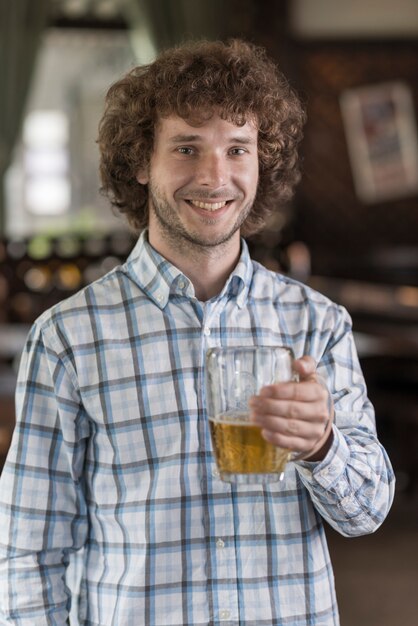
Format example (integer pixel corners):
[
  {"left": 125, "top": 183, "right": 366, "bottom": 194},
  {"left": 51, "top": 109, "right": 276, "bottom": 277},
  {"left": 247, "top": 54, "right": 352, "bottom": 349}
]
[{"left": 148, "top": 181, "right": 255, "bottom": 254}]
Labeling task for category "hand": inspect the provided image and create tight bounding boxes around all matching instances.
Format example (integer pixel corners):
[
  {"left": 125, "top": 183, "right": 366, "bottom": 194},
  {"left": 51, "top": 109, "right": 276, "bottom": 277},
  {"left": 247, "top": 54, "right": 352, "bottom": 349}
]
[{"left": 249, "top": 356, "right": 334, "bottom": 462}]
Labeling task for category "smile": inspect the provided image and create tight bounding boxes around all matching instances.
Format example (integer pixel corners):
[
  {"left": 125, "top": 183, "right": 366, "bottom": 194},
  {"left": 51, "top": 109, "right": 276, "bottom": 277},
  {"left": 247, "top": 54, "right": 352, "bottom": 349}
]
[{"left": 187, "top": 200, "right": 229, "bottom": 211}]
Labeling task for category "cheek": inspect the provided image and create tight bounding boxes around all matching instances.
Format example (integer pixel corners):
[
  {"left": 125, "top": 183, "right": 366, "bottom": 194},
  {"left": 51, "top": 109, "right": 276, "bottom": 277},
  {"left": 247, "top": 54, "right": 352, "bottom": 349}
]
[
  {"left": 156, "top": 157, "right": 192, "bottom": 184},
  {"left": 241, "top": 164, "right": 259, "bottom": 195},
  {"left": 167, "top": 169, "right": 195, "bottom": 196}
]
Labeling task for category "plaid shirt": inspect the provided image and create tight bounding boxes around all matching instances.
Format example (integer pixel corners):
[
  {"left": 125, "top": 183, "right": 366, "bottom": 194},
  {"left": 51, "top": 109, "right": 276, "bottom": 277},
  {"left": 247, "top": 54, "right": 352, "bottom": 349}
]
[{"left": 0, "top": 232, "right": 394, "bottom": 626}]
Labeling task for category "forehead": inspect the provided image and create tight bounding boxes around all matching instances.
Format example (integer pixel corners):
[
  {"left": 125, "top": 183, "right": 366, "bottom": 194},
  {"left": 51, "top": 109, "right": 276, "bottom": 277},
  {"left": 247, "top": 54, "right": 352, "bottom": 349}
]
[{"left": 154, "top": 113, "right": 258, "bottom": 142}]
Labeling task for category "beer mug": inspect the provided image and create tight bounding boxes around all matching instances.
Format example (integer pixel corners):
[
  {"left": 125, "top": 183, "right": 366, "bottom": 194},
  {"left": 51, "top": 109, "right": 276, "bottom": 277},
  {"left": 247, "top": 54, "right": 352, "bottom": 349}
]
[{"left": 205, "top": 346, "right": 299, "bottom": 484}]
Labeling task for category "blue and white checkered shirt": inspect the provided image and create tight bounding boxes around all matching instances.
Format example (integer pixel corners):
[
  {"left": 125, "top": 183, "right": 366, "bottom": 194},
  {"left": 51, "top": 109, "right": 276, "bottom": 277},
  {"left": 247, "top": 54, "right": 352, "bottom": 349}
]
[{"left": 0, "top": 231, "right": 394, "bottom": 626}]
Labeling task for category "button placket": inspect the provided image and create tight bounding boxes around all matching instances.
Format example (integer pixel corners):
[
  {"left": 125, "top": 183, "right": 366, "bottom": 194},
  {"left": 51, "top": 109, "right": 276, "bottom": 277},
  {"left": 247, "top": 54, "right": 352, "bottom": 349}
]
[
  {"left": 201, "top": 301, "right": 222, "bottom": 344},
  {"left": 200, "top": 301, "right": 236, "bottom": 622}
]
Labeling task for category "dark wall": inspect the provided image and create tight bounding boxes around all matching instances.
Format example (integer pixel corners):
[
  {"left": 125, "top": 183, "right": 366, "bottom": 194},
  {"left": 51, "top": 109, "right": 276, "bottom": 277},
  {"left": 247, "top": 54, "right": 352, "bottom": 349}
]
[{"left": 291, "top": 39, "right": 418, "bottom": 278}]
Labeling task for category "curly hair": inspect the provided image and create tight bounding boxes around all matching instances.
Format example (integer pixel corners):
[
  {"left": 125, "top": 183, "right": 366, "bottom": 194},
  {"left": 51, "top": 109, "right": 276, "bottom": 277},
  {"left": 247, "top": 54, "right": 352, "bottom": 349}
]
[{"left": 98, "top": 38, "right": 306, "bottom": 236}]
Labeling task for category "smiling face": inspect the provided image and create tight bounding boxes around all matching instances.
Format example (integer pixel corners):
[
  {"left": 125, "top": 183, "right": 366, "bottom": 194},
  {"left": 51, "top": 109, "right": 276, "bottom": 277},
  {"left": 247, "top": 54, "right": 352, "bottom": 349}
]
[{"left": 137, "top": 113, "right": 259, "bottom": 262}]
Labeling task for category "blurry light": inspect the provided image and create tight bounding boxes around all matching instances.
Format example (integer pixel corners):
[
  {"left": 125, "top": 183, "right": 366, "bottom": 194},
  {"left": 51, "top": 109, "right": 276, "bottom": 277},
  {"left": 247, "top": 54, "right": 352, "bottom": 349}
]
[
  {"left": 287, "top": 241, "right": 311, "bottom": 282},
  {"left": 83, "top": 237, "right": 107, "bottom": 257},
  {"left": 62, "top": 0, "right": 86, "bottom": 18},
  {"left": 100, "top": 255, "right": 121, "bottom": 272},
  {"left": 24, "top": 267, "right": 52, "bottom": 292},
  {"left": 95, "top": 0, "right": 119, "bottom": 18},
  {"left": 55, "top": 264, "right": 82, "bottom": 290},
  {"left": 27, "top": 236, "right": 53, "bottom": 260},
  {"left": 83, "top": 263, "right": 105, "bottom": 284},
  {"left": 55, "top": 236, "right": 81, "bottom": 258},
  {"left": 26, "top": 177, "right": 70, "bottom": 215},
  {"left": 7, "top": 240, "right": 26, "bottom": 259},
  {"left": 25, "top": 149, "right": 68, "bottom": 175},
  {"left": 24, "top": 111, "right": 68, "bottom": 148},
  {"left": 396, "top": 286, "right": 418, "bottom": 308}
]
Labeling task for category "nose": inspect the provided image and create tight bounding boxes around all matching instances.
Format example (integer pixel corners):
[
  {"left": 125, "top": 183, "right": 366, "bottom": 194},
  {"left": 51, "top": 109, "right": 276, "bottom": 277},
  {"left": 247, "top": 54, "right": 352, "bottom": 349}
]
[{"left": 195, "top": 151, "right": 228, "bottom": 188}]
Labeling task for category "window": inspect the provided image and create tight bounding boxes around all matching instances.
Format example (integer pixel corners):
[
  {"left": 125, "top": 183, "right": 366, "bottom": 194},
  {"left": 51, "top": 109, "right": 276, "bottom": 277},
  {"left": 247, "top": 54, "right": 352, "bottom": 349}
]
[
  {"left": 5, "top": 28, "right": 135, "bottom": 238},
  {"left": 24, "top": 110, "right": 70, "bottom": 215}
]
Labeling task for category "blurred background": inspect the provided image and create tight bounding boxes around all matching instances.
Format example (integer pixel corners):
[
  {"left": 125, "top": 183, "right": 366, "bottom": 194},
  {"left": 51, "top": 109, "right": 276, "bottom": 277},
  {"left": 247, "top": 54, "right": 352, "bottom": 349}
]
[{"left": 0, "top": 1, "right": 417, "bottom": 624}]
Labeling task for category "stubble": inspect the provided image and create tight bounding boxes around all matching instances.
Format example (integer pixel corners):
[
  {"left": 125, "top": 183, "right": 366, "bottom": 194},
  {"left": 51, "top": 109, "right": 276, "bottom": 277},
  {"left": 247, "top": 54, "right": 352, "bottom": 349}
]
[{"left": 148, "top": 182, "right": 254, "bottom": 260}]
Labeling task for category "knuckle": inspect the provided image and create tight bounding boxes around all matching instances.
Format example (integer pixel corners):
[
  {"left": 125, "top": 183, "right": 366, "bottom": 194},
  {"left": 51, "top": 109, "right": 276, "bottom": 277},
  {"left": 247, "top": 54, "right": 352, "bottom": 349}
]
[
  {"left": 288, "top": 402, "right": 299, "bottom": 420},
  {"left": 318, "top": 386, "right": 328, "bottom": 403},
  {"left": 293, "top": 384, "right": 304, "bottom": 401},
  {"left": 317, "top": 401, "right": 329, "bottom": 422},
  {"left": 287, "top": 419, "right": 299, "bottom": 435}
]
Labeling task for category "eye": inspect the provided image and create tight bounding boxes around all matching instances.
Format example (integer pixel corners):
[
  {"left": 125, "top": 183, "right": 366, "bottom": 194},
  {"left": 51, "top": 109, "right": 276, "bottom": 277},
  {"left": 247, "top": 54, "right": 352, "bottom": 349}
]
[
  {"left": 229, "top": 147, "right": 247, "bottom": 156},
  {"left": 176, "top": 146, "right": 194, "bottom": 155}
]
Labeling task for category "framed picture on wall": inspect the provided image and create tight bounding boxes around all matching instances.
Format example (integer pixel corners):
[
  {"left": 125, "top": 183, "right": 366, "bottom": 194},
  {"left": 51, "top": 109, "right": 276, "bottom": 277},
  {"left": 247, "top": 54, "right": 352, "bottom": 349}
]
[{"left": 340, "top": 81, "right": 418, "bottom": 203}]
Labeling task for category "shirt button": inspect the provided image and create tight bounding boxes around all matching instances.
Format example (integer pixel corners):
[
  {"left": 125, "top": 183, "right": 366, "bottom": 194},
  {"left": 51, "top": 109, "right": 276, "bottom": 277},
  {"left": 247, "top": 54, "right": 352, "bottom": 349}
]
[
  {"left": 216, "top": 538, "right": 225, "bottom": 549},
  {"left": 203, "top": 326, "right": 211, "bottom": 336},
  {"left": 155, "top": 292, "right": 163, "bottom": 302},
  {"left": 219, "top": 609, "right": 231, "bottom": 620},
  {"left": 178, "top": 279, "right": 186, "bottom": 289},
  {"left": 212, "top": 468, "right": 220, "bottom": 478}
]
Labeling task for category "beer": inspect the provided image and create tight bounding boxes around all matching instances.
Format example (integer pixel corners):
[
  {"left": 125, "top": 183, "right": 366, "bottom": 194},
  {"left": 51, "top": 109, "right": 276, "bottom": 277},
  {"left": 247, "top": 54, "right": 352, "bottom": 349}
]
[{"left": 209, "top": 413, "right": 291, "bottom": 477}]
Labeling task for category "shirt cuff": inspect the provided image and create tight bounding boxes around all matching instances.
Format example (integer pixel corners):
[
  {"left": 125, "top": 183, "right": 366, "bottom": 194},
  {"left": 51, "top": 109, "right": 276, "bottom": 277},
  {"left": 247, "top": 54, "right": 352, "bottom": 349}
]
[{"left": 295, "top": 424, "right": 350, "bottom": 488}]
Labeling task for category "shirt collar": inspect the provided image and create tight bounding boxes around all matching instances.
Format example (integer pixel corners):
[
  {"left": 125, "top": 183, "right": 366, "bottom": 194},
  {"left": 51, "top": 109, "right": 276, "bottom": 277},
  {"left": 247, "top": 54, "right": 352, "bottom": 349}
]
[
  {"left": 124, "top": 230, "right": 253, "bottom": 309},
  {"left": 218, "top": 239, "right": 252, "bottom": 308}
]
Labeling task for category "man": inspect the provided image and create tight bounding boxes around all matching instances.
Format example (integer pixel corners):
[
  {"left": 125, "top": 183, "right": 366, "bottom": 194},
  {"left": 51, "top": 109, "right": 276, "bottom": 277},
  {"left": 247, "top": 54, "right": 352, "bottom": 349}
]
[{"left": 0, "top": 39, "right": 394, "bottom": 625}]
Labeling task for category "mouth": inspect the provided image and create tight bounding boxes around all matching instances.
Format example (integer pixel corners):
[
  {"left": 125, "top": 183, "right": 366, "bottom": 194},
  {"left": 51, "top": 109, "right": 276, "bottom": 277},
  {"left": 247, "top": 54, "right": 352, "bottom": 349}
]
[{"left": 186, "top": 199, "right": 231, "bottom": 212}]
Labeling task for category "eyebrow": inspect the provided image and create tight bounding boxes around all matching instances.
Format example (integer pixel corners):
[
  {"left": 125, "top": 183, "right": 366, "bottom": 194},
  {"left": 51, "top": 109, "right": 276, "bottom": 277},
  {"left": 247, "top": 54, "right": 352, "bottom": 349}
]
[{"left": 168, "top": 134, "right": 256, "bottom": 145}]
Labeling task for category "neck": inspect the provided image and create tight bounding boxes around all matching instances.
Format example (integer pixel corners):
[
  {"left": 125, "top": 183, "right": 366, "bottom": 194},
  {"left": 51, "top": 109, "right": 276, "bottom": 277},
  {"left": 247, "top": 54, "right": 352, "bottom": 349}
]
[
  {"left": 147, "top": 228, "right": 241, "bottom": 301},
  {"left": 178, "top": 250, "right": 240, "bottom": 301}
]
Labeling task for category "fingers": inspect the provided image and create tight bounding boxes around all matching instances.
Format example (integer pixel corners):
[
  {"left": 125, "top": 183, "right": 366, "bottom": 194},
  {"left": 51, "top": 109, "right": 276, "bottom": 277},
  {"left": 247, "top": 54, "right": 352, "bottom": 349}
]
[
  {"left": 256, "top": 378, "right": 328, "bottom": 405},
  {"left": 261, "top": 428, "right": 319, "bottom": 454},
  {"left": 249, "top": 406, "right": 326, "bottom": 453},
  {"left": 248, "top": 375, "right": 331, "bottom": 454},
  {"left": 249, "top": 395, "right": 328, "bottom": 424},
  {"left": 252, "top": 415, "right": 324, "bottom": 450}
]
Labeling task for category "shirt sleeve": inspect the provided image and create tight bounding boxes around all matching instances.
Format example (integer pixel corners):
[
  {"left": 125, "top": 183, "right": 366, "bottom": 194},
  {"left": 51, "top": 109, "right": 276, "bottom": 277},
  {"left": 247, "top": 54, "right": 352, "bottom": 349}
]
[
  {"left": 295, "top": 304, "right": 396, "bottom": 537},
  {"left": 0, "top": 319, "right": 89, "bottom": 625}
]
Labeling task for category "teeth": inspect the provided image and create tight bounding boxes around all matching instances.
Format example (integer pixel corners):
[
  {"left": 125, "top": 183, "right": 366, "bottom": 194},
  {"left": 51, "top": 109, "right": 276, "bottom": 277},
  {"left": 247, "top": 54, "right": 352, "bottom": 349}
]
[{"left": 190, "top": 200, "right": 227, "bottom": 211}]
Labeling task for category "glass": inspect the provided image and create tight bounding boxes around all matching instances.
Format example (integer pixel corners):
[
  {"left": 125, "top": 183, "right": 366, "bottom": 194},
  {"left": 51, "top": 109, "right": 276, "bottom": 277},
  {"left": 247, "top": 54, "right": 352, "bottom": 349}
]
[{"left": 205, "top": 346, "right": 301, "bottom": 484}]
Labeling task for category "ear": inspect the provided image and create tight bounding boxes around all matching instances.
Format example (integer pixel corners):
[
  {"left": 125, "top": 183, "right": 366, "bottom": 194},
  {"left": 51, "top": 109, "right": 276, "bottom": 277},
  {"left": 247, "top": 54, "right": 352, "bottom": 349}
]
[{"left": 136, "top": 168, "right": 149, "bottom": 185}]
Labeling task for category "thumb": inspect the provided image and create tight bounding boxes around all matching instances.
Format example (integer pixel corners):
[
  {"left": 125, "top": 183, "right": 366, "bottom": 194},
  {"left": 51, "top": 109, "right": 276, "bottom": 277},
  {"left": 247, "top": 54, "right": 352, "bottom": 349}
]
[{"left": 293, "top": 355, "right": 316, "bottom": 380}]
